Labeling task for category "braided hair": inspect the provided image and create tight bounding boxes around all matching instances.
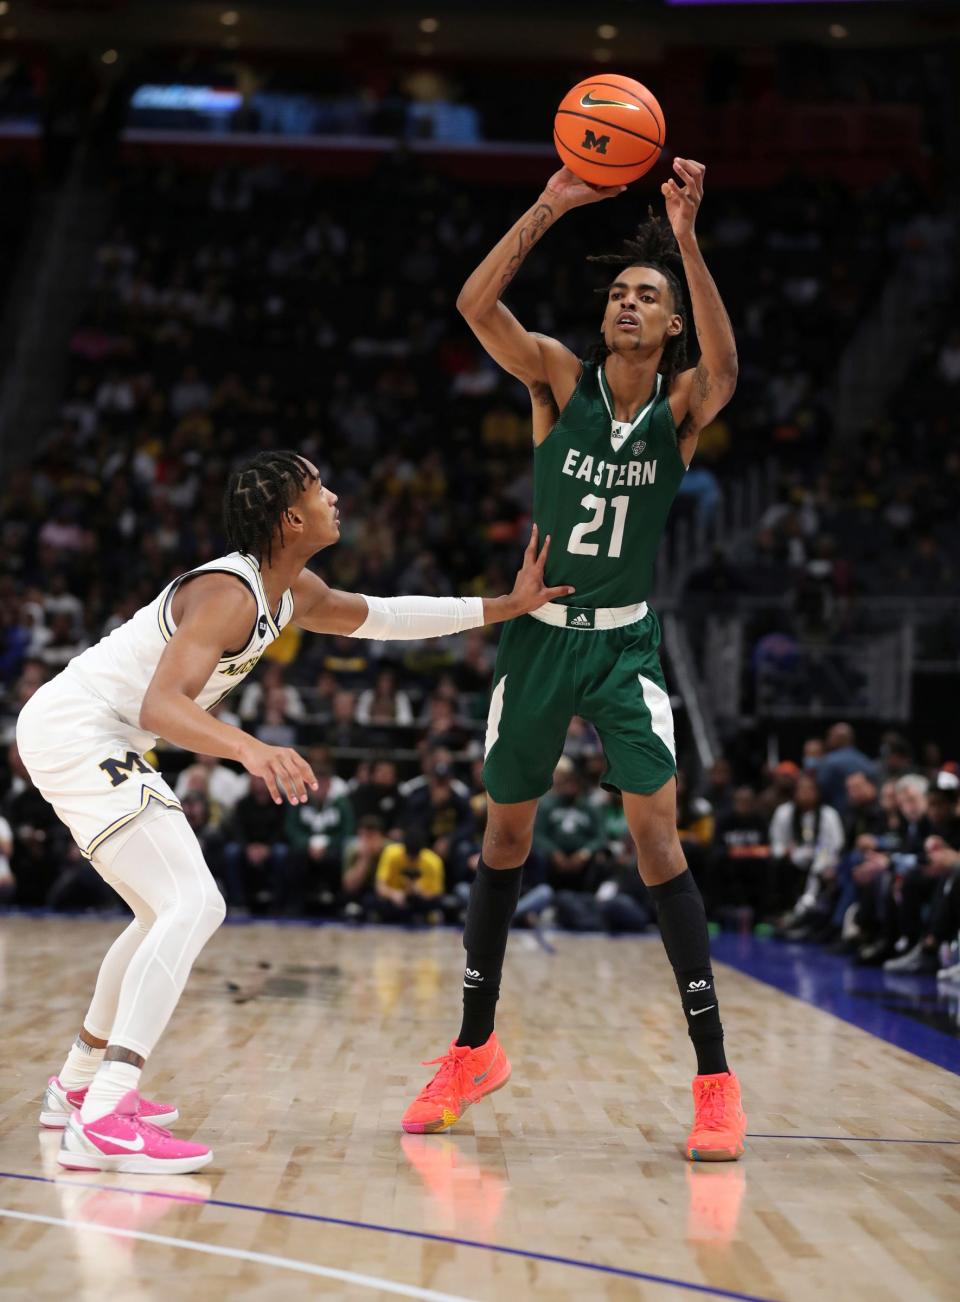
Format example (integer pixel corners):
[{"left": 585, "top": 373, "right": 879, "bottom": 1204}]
[
  {"left": 587, "top": 207, "right": 688, "bottom": 388},
  {"left": 223, "top": 450, "right": 317, "bottom": 565}
]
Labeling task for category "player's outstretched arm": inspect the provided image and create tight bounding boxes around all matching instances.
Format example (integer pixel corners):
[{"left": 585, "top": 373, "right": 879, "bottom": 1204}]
[
  {"left": 293, "top": 524, "right": 573, "bottom": 638},
  {"left": 662, "top": 158, "right": 738, "bottom": 465},
  {"left": 139, "top": 574, "right": 318, "bottom": 806},
  {"left": 457, "top": 167, "right": 622, "bottom": 394}
]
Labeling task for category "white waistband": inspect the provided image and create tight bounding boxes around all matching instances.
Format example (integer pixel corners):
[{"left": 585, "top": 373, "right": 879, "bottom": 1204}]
[{"left": 528, "top": 600, "right": 648, "bottom": 631}]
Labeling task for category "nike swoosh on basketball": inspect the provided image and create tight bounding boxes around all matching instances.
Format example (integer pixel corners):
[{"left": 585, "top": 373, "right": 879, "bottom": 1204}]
[
  {"left": 86, "top": 1129, "right": 145, "bottom": 1151},
  {"left": 690, "top": 1004, "right": 716, "bottom": 1016},
  {"left": 579, "top": 91, "right": 640, "bottom": 112}
]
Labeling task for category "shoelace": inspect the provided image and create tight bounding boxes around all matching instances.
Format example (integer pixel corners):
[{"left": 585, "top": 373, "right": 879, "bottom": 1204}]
[
  {"left": 418, "top": 1051, "right": 469, "bottom": 1101},
  {"left": 695, "top": 1081, "right": 730, "bottom": 1131},
  {"left": 111, "top": 1111, "right": 173, "bottom": 1140}
]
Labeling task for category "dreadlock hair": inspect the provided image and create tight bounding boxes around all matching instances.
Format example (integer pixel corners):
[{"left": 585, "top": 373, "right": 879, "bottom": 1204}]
[
  {"left": 587, "top": 207, "right": 689, "bottom": 389},
  {"left": 223, "top": 450, "right": 318, "bottom": 565}
]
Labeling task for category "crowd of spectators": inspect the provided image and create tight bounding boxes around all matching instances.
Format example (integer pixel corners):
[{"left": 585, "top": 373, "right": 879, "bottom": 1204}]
[
  {"left": 3, "top": 705, "right": 957, "bottom": 986},
  {"left": 0, "top": 155, "right": 956, "bottom": 995},
  {"left": 0, "top": 157, "right": 935, "bottom": 727},
  {"left": 683, "top": 202, "right": 959, "bottom": 717}
]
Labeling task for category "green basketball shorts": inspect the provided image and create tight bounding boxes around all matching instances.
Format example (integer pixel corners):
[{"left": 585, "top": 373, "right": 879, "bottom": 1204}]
[{"left": 481, "top": 602, "right": 677, "bottom": 805}]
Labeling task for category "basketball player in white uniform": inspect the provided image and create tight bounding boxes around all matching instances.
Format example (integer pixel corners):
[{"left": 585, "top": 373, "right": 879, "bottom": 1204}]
[{"left": 16, "top": 450, "right": 571, "bottom": 1173}]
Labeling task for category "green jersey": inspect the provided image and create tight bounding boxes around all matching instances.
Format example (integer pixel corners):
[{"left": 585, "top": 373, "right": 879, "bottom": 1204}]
[{"left": 533, "top": 361, "right": 685, "bottom": 608}]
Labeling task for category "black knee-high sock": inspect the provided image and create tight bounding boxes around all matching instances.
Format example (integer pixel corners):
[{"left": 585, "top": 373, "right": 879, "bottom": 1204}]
[
  {"left": 457, "top": 859, "right": 523, "bottom": 1048},
  {"left": 649, "top": 869, "right": 729, "bottom": 1076}
]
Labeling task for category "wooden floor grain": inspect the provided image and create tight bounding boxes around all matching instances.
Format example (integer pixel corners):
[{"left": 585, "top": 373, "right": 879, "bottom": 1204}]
[{"left": 0, "top": 916, "right": 957, "bottom": 1301}]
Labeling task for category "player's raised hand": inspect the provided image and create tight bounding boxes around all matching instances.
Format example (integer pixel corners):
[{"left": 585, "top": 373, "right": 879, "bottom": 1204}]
[
  {"left": 543, "top": 166, "right": 626, "bottom": 211},
  {"left": 236, "top": 736, "right": 319, "bottom": 805},
  {"left": 506, "top": 525, "right": 575, "bottom": 615},
  {"left": 661, "top": 157, "right": 705, "bottom": 240}
]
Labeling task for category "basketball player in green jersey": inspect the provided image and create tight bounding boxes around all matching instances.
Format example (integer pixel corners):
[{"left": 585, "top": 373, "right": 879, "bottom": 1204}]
[{"left": 402, "top": 158, "right": 746, "bottom": 1160}]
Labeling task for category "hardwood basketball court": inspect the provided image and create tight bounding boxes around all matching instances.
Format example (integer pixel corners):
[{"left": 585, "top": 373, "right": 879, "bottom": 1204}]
[{"left": 1, "top": 916, "right": 957, "bottom": 1301}]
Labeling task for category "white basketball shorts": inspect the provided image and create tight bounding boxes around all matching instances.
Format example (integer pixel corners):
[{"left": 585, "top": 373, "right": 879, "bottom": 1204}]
[{"left": 15, "top": 670, "right": 181, "bottom": 861}]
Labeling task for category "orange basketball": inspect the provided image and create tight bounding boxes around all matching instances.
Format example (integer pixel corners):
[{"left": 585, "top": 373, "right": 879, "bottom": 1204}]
[{"left": 554, "top": 74, "right": 665, "bottom": 187}]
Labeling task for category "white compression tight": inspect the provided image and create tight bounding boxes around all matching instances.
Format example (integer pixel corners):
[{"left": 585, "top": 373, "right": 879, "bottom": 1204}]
[{"left": 83, "top": 803, "right": 226, "bottom": 1058}]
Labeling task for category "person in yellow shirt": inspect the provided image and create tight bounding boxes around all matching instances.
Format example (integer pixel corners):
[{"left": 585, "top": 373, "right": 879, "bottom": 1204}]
[{"left": 374, "top": 829, "right": 444, "bottom": 924}]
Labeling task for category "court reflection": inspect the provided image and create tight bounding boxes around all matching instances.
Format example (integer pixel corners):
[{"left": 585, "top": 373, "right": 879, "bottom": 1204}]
[
  {"left": 38, "top": 1127, "right": 212, "bottom": 1289},
  {"left": 400, "top": 1133, "right": 509, "bottom": 1234},
  {"left": 685, "top": 1162, "right": 746, "bottom": 1245}
]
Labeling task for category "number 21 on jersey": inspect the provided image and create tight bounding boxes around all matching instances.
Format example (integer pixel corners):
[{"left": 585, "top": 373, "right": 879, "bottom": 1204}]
[{"left": 567, "top": 494, "right": 629, "bottom": 559}]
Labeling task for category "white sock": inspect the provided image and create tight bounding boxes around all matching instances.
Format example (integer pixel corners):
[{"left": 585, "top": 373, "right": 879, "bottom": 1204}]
[
  {"left": 59, "top": 1036, "right": 106, "bottom": 1090},
  {"left": 80, "top": 1061, "right": 142, "bottom": 1124}
]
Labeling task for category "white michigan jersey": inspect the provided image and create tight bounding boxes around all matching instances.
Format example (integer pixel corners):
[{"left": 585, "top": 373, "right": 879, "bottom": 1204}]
[{"left": 16, "top": 552, "right": 294, "bottom": 860}]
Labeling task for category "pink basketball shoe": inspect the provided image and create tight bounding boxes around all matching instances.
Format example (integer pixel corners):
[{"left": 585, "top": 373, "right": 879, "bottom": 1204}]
[
  {"left": 40, "top": 1075, "right": 179, "bottom": 1129},
  {"left": 58, "top": 1090, "right": 212, "bottom": 1174}
]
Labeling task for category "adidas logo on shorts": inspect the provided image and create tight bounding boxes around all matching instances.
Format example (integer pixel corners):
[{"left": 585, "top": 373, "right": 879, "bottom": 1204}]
[{"left": 564, "top": 606, "right": 595, "bottom": 629}]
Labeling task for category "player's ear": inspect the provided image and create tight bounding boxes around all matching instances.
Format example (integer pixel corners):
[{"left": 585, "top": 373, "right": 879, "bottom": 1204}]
[
  {"left": 666, "top": 313, "right": 683, "bottom": 338},
  {"left": 284, "top": 506, "right": 304, "bottom": 533}
]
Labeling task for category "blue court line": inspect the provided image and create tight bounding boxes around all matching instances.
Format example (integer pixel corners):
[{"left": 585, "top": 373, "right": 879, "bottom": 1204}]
[
  {"left": 746, "top": 1133, "right": 959, "bottom": 1145},
  {"left": 0, "top": 1170, "right": 775, "bottom": 1302},
  {"left": 711, "top": 934, "right": 960, "bottom": 1075}
]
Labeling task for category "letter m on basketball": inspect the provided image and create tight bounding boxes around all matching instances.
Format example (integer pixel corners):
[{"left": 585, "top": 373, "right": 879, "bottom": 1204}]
[
  {"left": 582, "top": 128, "right": 610, "bottom": 155},
  {"left": 99, "top": 751, "right": 153, "bottom": 788}
]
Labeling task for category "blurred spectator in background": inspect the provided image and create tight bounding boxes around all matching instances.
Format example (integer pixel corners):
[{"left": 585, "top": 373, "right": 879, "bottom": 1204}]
[
  {"left": 175, "top": 752, "right": 249, "bottom": 818},
  {"left": 342, "top": 815, "right": 388, "bottom": 917},
  {"left": 310, "top": 670, "right": 340, "bottom": 725},
  {"left": 419, "top": 692, "right": 469, "bottom": 752},
  {"left": 351, "top": 757, "right": 403, "bottom": 833},
  {"left": 878, "top": 734, "right": 915, "bottom": 784},
  {"left": 590, "top": 790, "right": 653, "bottom": 935},
  {"left": 709, "top": 786, "right": 771, "bottom": 923},
  {"left": 32, "top": 611, "right": 88, "bottom": 673},
  {"left": 758, "top": 760, "right": 800, "bottom": 820},
  {"left": 881, "top": 773, "right": 960, "bottom": 974},
  {"left": 181, "top": 790, "right": 226, "bottom": 896},
  {"left": 813, "top": 723, "right": 877, "bottom": 815},
  {"left": 769, "top": 772, "right": 844, "bottom": 932},
  {"left": 854, "top": 774, "right": 932, "bottom": 965},
  {"left": 703, "top": 757, "right": 735, "bottom": 821},
  {"left": 3, "top": 742, "right": 70, "bottom": 907},
  {"left": 373, "top": 827, "right": 444, "bottom": 924},
  {"left": 872, "top": 774, "right": 946, "bottom": 971},
  {"left": 327, "top": 688, "right": 371, "bottom": 750},
  {"left": 254, "top": 686, "right": 299, "bottom": 748},
  {"left": 285, "top": 759, "right": 355, "bottom": 914},
  {"left": 239, "top": 662, "right": 305, "bottom": 725},
  {"left": 45, "top": 840, "right": 112, "bottom": 912},
  {"left": 402, "top": 756, "right": 474, "bottom": 888},
  {"left": 356, "top": 668, "right": 414, "bottom": 727},
  {"left": 562, "top": 716, "right": 603, "bottom": 765},
  {"left": 823, "top": 770, "right": 885, "bottom": 950},
  {"left": 223, "top": 775, "right": 292, "bottom": 915},
  {"left": 676, "top": 768, "right": 715, "bottom": 887},
  {"left": 534, "top": 759, "right": 604, "bottom": 896}
]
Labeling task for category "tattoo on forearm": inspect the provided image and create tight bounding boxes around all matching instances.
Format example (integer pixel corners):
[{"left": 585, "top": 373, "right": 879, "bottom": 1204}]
[
  {"left": 693, "top": 361, "right": 711, "bottom": 408},
  {"left": 497, "top": 203, "right": 553, "bottom": 295},
  {"left": 530, "top": 380, "right": 559, "bottom": 419},
  {"left": 677, "top": 363, "right": 711, "bottom": 443}
]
